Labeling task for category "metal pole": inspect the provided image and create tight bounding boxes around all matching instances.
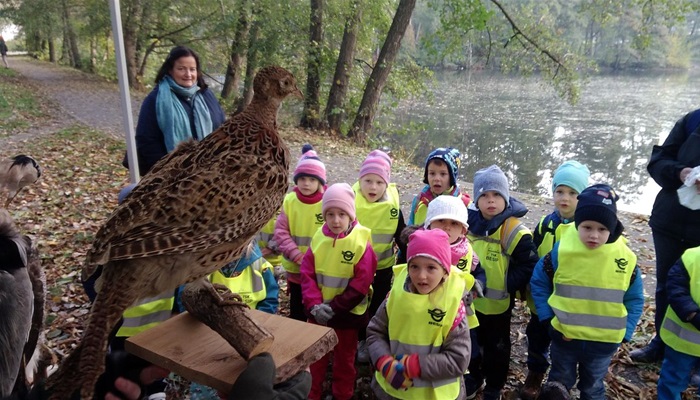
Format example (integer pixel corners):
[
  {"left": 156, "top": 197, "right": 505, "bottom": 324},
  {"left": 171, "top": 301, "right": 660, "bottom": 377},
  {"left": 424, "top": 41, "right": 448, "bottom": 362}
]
[{"left": 109, "top": 0, "right": 140, "bottom": 182}]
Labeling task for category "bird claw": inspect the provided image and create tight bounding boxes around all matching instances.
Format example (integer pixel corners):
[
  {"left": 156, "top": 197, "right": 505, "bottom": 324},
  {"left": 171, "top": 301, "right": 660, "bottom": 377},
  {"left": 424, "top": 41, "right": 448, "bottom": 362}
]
[{"left": 210, "top": 283, "right": 248, "bottom": 308}]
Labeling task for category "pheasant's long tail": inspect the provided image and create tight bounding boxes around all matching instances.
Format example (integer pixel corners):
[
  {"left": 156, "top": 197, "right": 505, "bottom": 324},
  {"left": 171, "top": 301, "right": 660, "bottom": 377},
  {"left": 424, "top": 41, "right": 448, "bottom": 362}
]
[{"left": 47, "top": 265, "right": 140, "bottom": 399}]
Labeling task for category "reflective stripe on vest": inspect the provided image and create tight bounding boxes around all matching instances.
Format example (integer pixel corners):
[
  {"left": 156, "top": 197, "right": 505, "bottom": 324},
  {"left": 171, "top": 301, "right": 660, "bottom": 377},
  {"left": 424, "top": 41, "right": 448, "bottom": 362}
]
[
  {"left": 660, "top": 246, "right": 700, "bottom": 356},
  {"left": 353, "top": 182, "right": 400, "bottom": 270},
  {"left": 256, "top": 215, "right": 283, "bottom": 265},
  {"left": 549, "top": 228, "right": 636, "bottom": 343},
  {"left": 375, "top": 264, "right": 464, "bottom": 399},
  {"left": 281, "top": 192, "right": 324, "bottom": 274},
  {"left": 310, "top": 224, "right": 372, "bottom": 315},
  {"left": 116, "top": 291, "right": 174, "bottom": 337},
  {"left": 209, "top": 258, "right": 268, "bottom": 310},
  {"left": 469, "top": 221, "right": 529, "bottom": 315}
]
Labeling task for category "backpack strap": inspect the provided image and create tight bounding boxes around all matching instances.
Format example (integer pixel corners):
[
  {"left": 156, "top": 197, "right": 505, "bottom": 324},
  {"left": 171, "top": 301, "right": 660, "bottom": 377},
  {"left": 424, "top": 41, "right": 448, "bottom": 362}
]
[{"left": 500, "top": 217, "right": 526, "bottom": 256}]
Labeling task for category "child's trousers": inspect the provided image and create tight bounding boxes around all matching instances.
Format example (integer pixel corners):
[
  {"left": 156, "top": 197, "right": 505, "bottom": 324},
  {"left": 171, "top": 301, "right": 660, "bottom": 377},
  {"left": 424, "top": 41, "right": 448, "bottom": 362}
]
[
  {"left": 309, "top": 327, "right": 358, "bottom": 400},
  {"left": 472, "top": 310, "right": 512, "bottom": 392},
  {"left": 657, "top": 345, "right": 700, "bottom": 400},
  {"left": 548, "top": 328, "right": 618, "bottom": 400},
  {"left": 526, "top": 312, "right": 552, "bottom": 373}
]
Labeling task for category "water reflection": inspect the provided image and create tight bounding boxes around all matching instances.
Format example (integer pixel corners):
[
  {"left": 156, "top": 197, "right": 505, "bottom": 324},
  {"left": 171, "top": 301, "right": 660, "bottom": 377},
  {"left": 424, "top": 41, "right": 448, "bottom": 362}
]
[{"left": 377, "top": 70, "right": 699, "bottom": 214}]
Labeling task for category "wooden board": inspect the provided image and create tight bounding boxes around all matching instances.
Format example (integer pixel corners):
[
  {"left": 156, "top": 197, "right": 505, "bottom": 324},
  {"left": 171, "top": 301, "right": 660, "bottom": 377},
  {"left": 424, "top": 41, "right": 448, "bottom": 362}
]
[{"left": 125, "top": 310, "right": 337, "bottom": 394}]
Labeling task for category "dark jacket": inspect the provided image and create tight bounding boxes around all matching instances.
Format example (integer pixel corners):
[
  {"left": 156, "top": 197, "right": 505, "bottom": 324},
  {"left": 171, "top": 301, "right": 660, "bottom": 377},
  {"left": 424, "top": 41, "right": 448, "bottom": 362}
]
[
  {"left": 0, "top": 40, "right": 7, "bottom": 56},
  {"left": 648, "top": 109, "right": 700, "bottom": 240},
  {"left": 128, "top": 85, "right": 226, "bottom": 175}
]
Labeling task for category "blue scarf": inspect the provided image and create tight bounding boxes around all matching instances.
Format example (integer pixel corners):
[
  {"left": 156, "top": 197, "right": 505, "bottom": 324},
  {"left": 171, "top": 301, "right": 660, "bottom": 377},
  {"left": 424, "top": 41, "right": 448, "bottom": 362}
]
[{"left": 156, "top": 75, "right": 213, "bottom": 152}]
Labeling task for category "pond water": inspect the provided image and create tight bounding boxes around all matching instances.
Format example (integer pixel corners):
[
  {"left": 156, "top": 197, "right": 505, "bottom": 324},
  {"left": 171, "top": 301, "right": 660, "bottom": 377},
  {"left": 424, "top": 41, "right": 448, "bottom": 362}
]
[{"left": 376, "top": 70, "right": 700, "bottom": 214}]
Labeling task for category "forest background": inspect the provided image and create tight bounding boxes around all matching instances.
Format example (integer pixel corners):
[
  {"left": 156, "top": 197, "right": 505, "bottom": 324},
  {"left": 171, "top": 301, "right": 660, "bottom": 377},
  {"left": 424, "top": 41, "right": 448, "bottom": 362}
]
[{"left": 1, "top": 0, "right": 700, "bottom": 146}]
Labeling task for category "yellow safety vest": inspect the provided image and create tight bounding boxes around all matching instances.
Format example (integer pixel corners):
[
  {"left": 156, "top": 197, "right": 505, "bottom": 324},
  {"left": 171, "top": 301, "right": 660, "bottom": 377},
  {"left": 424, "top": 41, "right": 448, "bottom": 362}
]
[
  {"left": 310, "top": 224, "right": 372, "bottom": 315},
  {"left": 526, "top": 218, "right": 574, "bottom": 315},
  {"left": 353, "top": 181, "right": 400, "bottom": 271},
  {"left": 454, "top": 250, "right": 479, "bottom": 329},
  {"left": 376, "top": 264, "right": 465, "bottom": 400},
  {"left": 116, "top": 291, "right": 175, "bottom": 337},
  {"left": 468, "top": 218, "right": 530, "bottom": 315},
  {"left": 257, "top": 215, "right": 283, "bottom": 266},
  {"left": 209, "top": 258, "right": 270, "bottom": 310},
  {"left": 549, "top": 228, "right": 637, "bottom": 343},
  {"left": 536, "top": 216, "right": 574, "bottom": 258},
  {"left": 660, "top": 246, "right": 700, "bottom": 357},
  {"left": 281, "top": 192, "right": 324, "bottom": 274}
]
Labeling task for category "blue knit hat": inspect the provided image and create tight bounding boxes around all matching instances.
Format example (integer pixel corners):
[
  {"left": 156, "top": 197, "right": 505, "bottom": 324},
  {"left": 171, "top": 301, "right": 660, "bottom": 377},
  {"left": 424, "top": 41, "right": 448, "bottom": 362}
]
[
  {"left": 552, "top": 160, "right": 590, "bottom": 194},
  {"left": 423, "top": 147, "right": 461, "bottom": 187},
  {"left": 574, "top": 184, "right": 624, "bottom": 243},
  {"left": 473, "top": 165, "right": 510, "bottom": 206}
]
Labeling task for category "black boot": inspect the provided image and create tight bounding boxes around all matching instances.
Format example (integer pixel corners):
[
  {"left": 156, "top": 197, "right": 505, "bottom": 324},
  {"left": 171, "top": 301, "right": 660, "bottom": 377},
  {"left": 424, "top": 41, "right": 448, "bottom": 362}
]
[
  {"left": 629, "top": 343, "right": 664, "bottom": 363},
  {"left": 539, "top": 381, "right": 570, "bottom": 400}
]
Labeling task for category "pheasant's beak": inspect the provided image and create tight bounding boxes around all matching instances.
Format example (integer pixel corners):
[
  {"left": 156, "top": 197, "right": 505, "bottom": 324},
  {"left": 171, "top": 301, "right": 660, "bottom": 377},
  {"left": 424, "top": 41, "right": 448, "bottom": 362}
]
[{"left": 293, "top": 86, "right": 304, "bottom": 100}]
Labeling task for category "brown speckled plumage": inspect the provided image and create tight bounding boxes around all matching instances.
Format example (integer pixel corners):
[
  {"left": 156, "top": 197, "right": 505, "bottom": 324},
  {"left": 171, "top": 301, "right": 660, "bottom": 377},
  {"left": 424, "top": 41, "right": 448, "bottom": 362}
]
[{"left": 46, "top": 66, "right": 300, "bottom": 399}]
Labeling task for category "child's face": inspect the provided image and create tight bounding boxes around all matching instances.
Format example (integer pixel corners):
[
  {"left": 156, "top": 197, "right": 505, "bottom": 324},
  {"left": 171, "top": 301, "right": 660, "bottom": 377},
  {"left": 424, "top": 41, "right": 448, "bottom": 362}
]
[
  {"left": 476, "top": 191, "right": 507, "bottom": 220},
  {"left": 427, "top": 160, "right": 450, "bottom": 195},
  {"left": 359, "top": 173, "right": 387, "bottom": 203},
  {"left": 408, "top": 256, "right": 447, "bottom": 294},
  {"left": 429, "top": 219, "right": 466, "bottom": 244},
  {"left": 324, "top": 207, "right": 352, "bottom": 235},
  {"left": 554, "top": 185, "right": 579, "bottom": 220},
  {"left": 297, "top": 176, "right": 321, "bottom": 196},
  {"left": 577, "top": 220, "right": 610, "bottom": 249}
]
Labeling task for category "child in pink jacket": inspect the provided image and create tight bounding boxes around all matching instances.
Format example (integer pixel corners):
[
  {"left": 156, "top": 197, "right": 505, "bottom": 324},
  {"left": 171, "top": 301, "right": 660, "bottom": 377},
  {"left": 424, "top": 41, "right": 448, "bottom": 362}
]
[{"left": 300, "top": 183, "right": 377, "bottom": 400}]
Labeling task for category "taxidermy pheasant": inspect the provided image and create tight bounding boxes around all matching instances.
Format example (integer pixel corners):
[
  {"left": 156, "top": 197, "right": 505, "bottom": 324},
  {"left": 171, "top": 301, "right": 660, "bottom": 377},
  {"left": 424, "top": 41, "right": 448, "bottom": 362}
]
[
  {"left": 0, "top": 209, "right": 44, "bottom": 398},
  {"left": 45, "top": 66, "right": 301, "bottom": 399},
  {"left": 0, "top": 155, "right": 41, "bottom": 207}
]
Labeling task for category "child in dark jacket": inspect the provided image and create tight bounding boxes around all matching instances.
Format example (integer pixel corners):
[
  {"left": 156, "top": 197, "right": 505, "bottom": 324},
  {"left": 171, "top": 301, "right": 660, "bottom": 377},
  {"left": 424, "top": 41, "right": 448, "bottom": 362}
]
[
  {"left": 300, "top": 183, "right": 377, "bottom": 400},
  {"left": 657, "top": 246, "right": 700, "bottom": 399},
  {"left": 466, "top": 165, "right": 539, "bottom": 400},
  {"left": 522, "top": 160, "right": 590, "bottom": 400},
  {"left": 530, "top": 184, "right": 644, "bottom": 400}
]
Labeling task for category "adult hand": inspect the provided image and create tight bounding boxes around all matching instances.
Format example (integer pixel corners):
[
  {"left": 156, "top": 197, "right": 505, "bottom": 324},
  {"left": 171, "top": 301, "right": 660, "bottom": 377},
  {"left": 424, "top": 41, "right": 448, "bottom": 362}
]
[
  {"left": 229, "top": 352, "right": 311, "bottom": 400},
  {"left": 310, "top": 303, "right": 334, "bottom": 325},
  {"left": 680, "top": 167, "right": 693, "bottom": 184}
]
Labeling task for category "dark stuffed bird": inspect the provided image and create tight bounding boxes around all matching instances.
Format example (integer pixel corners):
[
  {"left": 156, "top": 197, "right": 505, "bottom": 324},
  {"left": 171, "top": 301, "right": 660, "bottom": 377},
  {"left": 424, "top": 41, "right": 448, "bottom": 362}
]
[
  {"left": 45, "top": 66, "right": 301, "bottom": 399},
  {"left": 0, "top": 209, "right": 44, "bottom": 398},
  {"left": 0, "top": 155, "right": 41, "bottom": 207}
]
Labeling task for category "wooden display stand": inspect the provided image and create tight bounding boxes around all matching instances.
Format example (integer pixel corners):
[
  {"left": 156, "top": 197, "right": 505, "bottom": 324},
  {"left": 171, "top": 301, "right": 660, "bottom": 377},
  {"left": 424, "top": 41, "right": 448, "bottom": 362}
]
[{"left": 125, "top": 310, "right": 338, "bottom": 394}]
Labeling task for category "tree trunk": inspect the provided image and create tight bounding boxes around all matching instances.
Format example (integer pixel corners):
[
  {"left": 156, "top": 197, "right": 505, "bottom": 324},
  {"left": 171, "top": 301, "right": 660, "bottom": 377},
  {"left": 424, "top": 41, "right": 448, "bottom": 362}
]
[
  {"left": 122, "top": 0, "right": 144, "bottom": 90},
  {"left": 325, "top": 0, "right": 362, "bottom": 135},
  {"left": 300, "top": 0, "right": 324, "bottom": 129},
  {"left": 61, "top": 0, "right": 82, "bottom": 69},
  {"left": 221, "top": 1, "right": 250, "bottom": 100},
  {"left": 348, "top": 0, "right": 416, "bottom": 143},
  {"left": 237, "top": 18, "right": 261, "bottom": 114}
]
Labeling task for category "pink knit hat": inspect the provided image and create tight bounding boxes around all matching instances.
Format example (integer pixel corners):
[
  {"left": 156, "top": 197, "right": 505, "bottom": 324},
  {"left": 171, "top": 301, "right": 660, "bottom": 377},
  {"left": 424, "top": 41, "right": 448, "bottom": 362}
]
[
  {"left": 407, "top": 229, "right": 452, "bottom": 274},
  {"left": 294, "top": 145, "right": 326, "bottom": 185},
  {"left": 322, "top": 183, "right": 356, "bottom": 220},
  {"left": 359, "top": 150, "right": 392, "bottom": 184}
]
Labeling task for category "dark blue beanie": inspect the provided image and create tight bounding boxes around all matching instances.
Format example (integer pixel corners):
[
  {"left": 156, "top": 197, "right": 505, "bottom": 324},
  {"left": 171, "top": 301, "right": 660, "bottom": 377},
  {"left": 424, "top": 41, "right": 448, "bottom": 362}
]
[
  {"left": 423, "top": 147, "right": 461, "bottom": 187},
  {"left": 574, "top": 184, "right": 624, "bottom": 243}
]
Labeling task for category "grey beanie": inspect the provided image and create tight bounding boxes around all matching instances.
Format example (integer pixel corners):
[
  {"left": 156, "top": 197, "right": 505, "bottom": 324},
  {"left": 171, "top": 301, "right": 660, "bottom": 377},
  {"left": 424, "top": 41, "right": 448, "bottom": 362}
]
[{"left": 473, "top": 165, "right": 510, "bottom": 206}]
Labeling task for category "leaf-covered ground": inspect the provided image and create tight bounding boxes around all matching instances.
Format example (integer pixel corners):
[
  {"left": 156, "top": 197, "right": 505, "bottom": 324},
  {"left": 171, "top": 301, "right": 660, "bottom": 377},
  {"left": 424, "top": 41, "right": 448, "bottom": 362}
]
[{"left": 1, "top": 59, "right": 696, "bottom": 399}]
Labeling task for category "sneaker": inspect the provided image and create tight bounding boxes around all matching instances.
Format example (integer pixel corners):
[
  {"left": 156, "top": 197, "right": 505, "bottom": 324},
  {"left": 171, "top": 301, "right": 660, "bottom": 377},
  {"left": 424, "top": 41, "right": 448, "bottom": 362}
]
[
  {"left": 629, "top": 343, "right": 663, "bottom": 363},
  {"left": 357, "top": 340, "right": 370, "bottom": 363},
  {"left": 147, "top": 393, "right": 166, "bottom": 400}
]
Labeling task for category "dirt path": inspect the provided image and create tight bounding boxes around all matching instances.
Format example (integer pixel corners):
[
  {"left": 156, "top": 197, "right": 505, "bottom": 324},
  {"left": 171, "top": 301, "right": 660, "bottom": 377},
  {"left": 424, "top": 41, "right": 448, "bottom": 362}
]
[{"left": 8, "top": 56, "right": 145, "bottom": 139}]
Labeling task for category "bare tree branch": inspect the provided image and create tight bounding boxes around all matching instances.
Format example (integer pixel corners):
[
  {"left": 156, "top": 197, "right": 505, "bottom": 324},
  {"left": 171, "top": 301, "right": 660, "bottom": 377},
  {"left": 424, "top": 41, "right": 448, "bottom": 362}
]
[{"left": 490, "top": 0, "right": 568, "bottom": 72}]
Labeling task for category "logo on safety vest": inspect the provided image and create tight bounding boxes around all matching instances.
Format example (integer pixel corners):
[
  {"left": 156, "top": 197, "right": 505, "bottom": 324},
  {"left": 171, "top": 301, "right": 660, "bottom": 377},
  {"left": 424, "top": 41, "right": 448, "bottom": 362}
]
[
  {"left": 428, "top": 308, "right": 446, "bottom": 324},
  {"left": 457, "top": 258, "right": 468, "bottom": 271},
  {"left": 614, "top": 258, "right": 628, "bottom": 272},
  {"left": 315, "top": 213, "right": 324, "bottom": 223},
  {"left": 341, "top": 250, "right": 355, "bottom": 263},
  {"left": 390, "top": 208, "right": 399, "bottom": 218}
]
